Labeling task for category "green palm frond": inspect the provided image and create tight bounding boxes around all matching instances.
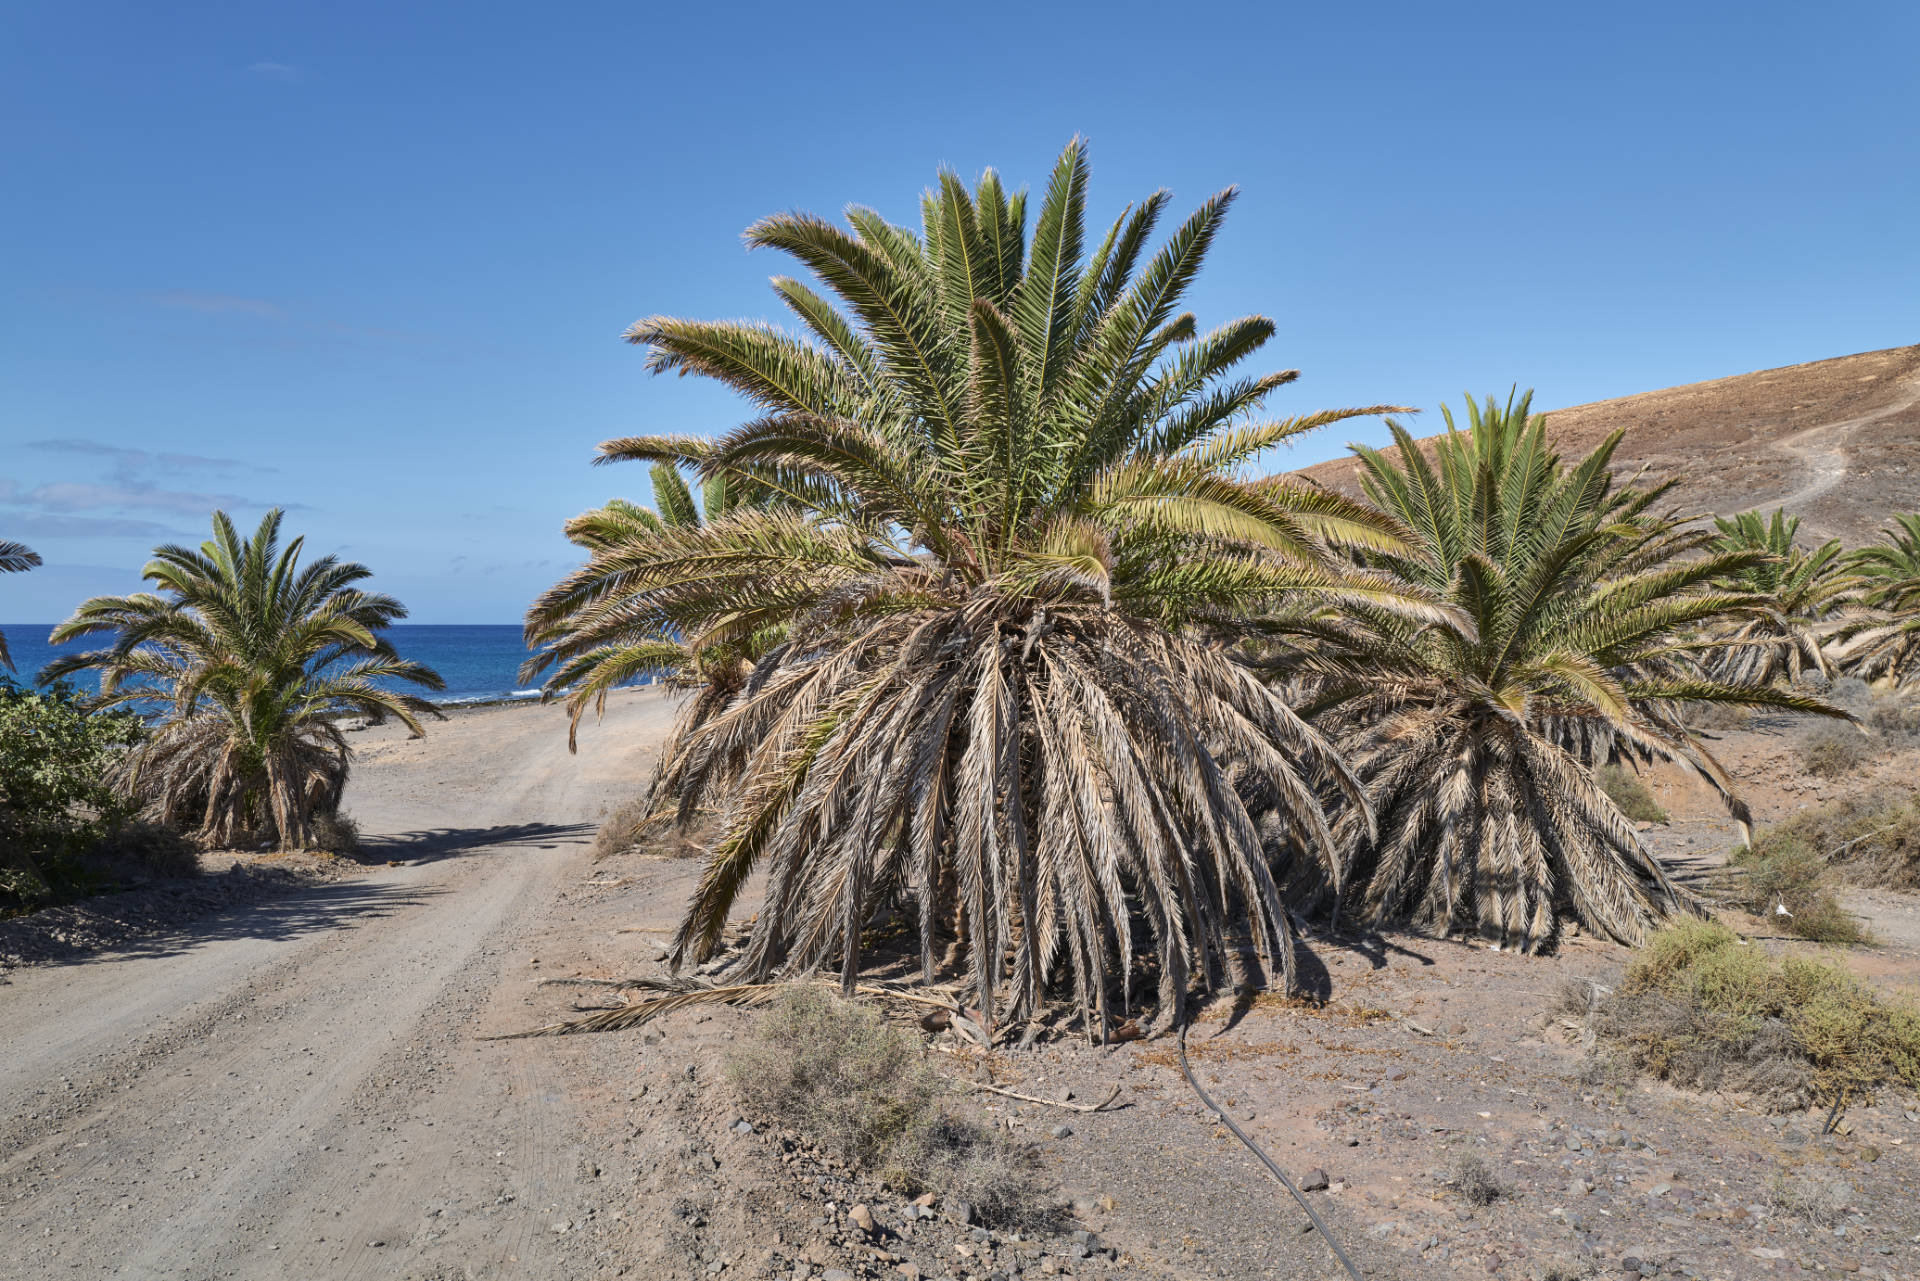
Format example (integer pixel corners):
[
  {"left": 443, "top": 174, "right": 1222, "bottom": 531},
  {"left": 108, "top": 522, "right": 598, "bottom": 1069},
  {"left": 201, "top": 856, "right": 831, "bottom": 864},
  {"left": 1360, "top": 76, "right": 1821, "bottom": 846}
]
[{"left": 0, "top": 538, "right": 42, "bottom": 670}]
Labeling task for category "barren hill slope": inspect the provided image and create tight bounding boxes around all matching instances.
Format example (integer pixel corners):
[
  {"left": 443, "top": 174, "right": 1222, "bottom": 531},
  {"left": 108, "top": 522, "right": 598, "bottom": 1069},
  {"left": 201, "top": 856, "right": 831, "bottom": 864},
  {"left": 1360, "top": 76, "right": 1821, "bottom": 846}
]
[{"left": 1296, "top": 343, "right": 1920, "bottom": 545}]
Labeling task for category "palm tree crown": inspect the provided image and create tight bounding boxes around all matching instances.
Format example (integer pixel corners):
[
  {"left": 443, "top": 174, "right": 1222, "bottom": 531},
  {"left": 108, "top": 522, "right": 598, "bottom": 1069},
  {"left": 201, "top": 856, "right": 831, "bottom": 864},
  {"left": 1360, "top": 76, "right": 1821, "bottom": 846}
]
[
  {"left": 1703, "top": 508, "right": 1852, "bottom": 686},
  {"left": 0, "top": 539, "right": 43, "bottom": 671},
  {"left": 43, "top": 510, "right": 444, "bottom": 849},
  {"left": 1296, "top": 392, "right": 1832, "bottom": 949},
  {"left": 580, "top": 140, "right": 1452, "bottom": 1036},
  {"left": 524, "top": 464, "right": 786, "bottom": 746},
  {"left": 1833, "top": 512, "right": 1920, "bottom": 685}
]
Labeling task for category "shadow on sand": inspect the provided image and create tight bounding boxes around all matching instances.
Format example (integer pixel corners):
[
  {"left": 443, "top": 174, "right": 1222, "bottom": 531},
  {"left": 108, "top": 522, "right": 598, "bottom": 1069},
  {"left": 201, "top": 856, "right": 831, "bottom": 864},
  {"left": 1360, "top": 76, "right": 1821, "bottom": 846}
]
[{"left": 357, "top": 820, "right": 596, "bottom": 864}]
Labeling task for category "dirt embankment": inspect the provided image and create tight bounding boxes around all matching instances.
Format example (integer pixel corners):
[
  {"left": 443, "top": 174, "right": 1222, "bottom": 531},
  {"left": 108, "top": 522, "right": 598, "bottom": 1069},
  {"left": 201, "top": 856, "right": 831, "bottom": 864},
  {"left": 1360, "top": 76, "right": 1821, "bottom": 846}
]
[{"left": 1297, "top": 344, "right": 1920, "bottom": 545}]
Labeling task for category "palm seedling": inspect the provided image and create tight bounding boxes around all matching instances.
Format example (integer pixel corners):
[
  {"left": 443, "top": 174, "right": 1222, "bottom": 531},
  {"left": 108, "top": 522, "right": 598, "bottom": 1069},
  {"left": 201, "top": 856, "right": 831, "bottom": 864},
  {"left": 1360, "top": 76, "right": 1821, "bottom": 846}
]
[
  {"left": 42, "top": 510, "right": 444, "bottom": 849},
  {"left": 0, "top": 539, "right": 42, "bottom": 671},
  {"left": 524, "top": 462, "right": 786, "bottom": 747},
  {"left": 1292, "top": 391, "right": 1836, "bottom": 949},
  {"left": 1702, "top": 509, "right": 1853, "bottom": 687},
  {"left": 579, "top": 139, "right": 1458, "bottom": 1036},
  {"left": 1831, "top": 513, "right": 1920, "bottom": 686}
]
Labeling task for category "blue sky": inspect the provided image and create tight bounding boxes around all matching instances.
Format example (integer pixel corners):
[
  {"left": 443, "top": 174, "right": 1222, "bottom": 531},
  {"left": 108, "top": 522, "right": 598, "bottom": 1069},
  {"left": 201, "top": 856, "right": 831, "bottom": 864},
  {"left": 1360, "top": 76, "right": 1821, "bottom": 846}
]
[{"left": 3, "top": 1, "right": 1915, "bottom": 623}]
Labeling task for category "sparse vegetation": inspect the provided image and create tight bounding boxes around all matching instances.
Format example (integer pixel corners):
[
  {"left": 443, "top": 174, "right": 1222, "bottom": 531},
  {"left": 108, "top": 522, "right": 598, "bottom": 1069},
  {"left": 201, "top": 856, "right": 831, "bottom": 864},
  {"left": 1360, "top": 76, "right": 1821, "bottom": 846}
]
[
  {"left": 591, "top": 793, "right": 653, "bottom": 859},
  {"left": 1591, "top": 919, "right": 1920, "bottom": 1112},
  {"left": 1795, "top": 720, "right": 1874, "bottom": 778},
  {"left": 1448, "top": 1153, "right": 1508, "bottom": 1206},
  {"left": 1766, "top": 1169, "right": 1854, "bottom": 1226},
  {"left": 1761, "top": 789, "right": 1920, "bottom": 891},
  {"left": 1597, "top": 765, "right": 1667, "bottom": 824},
  {"left": 726, "top": 989, "right": 1048, "bottom": 1225},
  {"left": 1724, "top": 838, "right": 1871, "bottom": 943}
]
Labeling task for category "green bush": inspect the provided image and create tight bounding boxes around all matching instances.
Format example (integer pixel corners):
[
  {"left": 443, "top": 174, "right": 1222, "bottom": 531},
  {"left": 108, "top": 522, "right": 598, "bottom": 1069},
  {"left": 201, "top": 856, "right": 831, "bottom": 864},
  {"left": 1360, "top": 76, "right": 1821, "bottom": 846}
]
[
  {"left": 1597, "top": 764, "right": 1667, "bottom": 823},
  {"left": 727, "top": 988, "right": 1048, "bottom": 1225},
  {"left": 1599, "top": 919, "right": 1920, "bottom": 1111},
  {"left": 0, "top": 680, "right": 145, "bottom": 906}
]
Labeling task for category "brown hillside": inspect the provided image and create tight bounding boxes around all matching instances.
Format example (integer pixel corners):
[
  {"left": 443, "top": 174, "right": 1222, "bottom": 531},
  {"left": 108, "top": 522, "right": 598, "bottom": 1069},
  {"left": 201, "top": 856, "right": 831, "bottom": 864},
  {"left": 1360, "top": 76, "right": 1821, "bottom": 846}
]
[{"left": 1295, "top": 343, "right": 1920, "bottom": 546}]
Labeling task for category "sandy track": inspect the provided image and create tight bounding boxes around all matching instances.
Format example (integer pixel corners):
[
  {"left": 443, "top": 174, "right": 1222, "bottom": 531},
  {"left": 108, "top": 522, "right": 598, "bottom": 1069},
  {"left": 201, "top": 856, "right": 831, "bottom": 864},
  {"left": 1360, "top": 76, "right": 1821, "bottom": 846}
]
[{"left": 0, "top": 692, "right": 683, "bottom": 1281}]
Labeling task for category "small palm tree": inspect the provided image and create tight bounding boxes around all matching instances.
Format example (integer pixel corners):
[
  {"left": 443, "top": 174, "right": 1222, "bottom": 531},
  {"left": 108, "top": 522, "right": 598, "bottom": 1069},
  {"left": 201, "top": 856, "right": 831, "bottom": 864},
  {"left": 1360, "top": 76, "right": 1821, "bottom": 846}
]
[
  {"left": 1, "top": 539, "right": 43, "bottom": 671},
  {"left": 576, "top": 140, "right": 1454, "bottom": 1035},
  {"left": 1703, "top": 509, "right": 1852, "bottom": 686},
  {"left": 1832, "top": 513, "right": 1920, "bottom": 685},
  {"left": 524, "top": 462, "right": 785, "bottom": 746},
  {"left": 43, "top": 510, "right": 444, "bottom": 849},
  {"left": 1296, "top": 391, "right": 1832, "bottom": 950}
]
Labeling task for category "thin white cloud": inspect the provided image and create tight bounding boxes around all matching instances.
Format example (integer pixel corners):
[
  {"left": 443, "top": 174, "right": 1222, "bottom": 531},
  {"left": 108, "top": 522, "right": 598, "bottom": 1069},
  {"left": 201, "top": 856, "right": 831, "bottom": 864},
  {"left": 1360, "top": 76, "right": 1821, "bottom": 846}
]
[
  {"left": 27, "top": 439, "right": 276, "bottom": 478},
  {"left": 1, "top": 513, "right": 183, "bottom": 540},
  {"left": 143, "top": 289, "right": 284, "bottom": 318},
  {"left": 0, "top": 479, "right": 294, "bottom": 516}
]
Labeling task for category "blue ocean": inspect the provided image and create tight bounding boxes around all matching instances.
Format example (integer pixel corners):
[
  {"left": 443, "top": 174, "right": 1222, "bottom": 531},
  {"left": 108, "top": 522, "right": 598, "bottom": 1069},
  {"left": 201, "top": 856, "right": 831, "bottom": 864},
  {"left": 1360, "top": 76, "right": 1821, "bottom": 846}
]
[{"left": 2, "top": 624, "right": 567, "bottom": 706}]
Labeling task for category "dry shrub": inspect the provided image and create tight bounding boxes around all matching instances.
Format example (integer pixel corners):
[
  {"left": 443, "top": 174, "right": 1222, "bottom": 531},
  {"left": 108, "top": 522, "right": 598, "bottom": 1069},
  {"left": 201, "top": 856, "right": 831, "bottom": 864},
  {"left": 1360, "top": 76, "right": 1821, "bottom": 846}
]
[
  {"left": 592, "top": 793, "right": 652, "bottom": 859},
  {"left": 1767, "top": 1169, "right": 1853, "bottom": 1226},
  {"left": 1685, "top": 701, "right": 1751, "bottom": 731},
  {"left": 727, "top": 989, "right": 1048, "bottom": 1225},
  {"left": 591, "top": 794, "right": 714, "bottom": 860},
  {"left": 310, "top": 810, "right": 360, "bottom": 855},
  {"left": 1594, "top": 919, "right": 1920, "bottom": 1111},
  {"left": 1596, "top": 765, "right": 1667, "bottom": 823},
  {"left": 85, "top": 820, "right": 201, "bottom": 878},
  {"left": 1724, "top": 839, "right": 1871, "bottom": 944},
  {"left": 1762, "top": 790, "right": 1920, "bottom": 892},
  {"left": 1796, "top": 722, "right": 1875, "bottom": 779},
  {"left": 1449, "top": 1153, "right": 1508, "bottom": 1206}
]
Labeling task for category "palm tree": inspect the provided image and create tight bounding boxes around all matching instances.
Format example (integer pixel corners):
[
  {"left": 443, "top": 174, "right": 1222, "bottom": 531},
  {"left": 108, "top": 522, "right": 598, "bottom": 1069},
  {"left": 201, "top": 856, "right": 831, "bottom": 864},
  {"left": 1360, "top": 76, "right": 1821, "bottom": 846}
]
[
  {"left": 1702, "top": 509, "right": 1853, "bottom": 686},
  {"left": 1831, "top": 513, "right": 1920, "bottom": 686},
  {"left": 577, "top": 139, "right": 1455, "bottom": 1036},
  {"left": 1292, "top": 391, "right": 1833, "bottom": 950},
  {"left": 42, "top": 510, "right": 444, "bottom": 849},
  {"left": 523, "top": 463, "right": 786, "bottom": 748},
  {"left": 1, "top": 539, "right": 43, "bottom": 671}
]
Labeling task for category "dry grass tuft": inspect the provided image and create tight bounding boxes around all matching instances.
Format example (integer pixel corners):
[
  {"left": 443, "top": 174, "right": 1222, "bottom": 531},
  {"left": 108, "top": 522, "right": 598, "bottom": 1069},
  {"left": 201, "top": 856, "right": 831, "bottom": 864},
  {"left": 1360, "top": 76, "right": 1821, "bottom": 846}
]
[
  {"left": 1588, "top": 919, "right": 1920, "bottom": 1112},
  {"left": 1796, "top": 721, "right": 1875, "bottom": 779},
  {"left": 1767, "top": 1169, "right": 1853, "bottom": 1225},
  {"left": 591, "top": 793, "right": 653, "bottom": 860},
  {"left": 1760, "top": 789, "right": 1920, "bottom": 892},
  {"left": 726, "top": 989, "right": 1049, "bottom": 1225},
  {"left": 1449, "top": 1153, "right": 1508, "bottom": 1206},
  {"left": 1597, "top": 765, "right": 1667, "bottom": 824}
]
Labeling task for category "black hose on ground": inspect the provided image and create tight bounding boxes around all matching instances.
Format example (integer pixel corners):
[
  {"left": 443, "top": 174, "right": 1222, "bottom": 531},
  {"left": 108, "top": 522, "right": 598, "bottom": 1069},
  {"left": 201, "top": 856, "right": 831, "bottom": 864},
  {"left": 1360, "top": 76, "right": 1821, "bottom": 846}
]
[{"left": 1174, "top": 1023, "right": 1368, "bottom": 1281}]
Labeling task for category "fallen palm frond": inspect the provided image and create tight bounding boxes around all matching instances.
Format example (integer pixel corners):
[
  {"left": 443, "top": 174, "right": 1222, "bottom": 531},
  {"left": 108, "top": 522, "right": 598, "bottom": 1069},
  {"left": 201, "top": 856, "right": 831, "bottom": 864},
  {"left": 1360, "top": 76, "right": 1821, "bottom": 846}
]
[
  {"left": 968, "top": 1081, "right": 1124, "bottom": 1112},
  {"left": 486, "top": 975, "right": 980, "bottom": 1041}
]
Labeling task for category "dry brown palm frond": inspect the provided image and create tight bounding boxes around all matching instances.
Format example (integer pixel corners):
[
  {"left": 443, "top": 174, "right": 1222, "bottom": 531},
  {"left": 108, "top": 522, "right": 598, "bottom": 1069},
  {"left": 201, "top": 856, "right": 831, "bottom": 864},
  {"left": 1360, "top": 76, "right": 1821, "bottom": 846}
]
[{"left": 486, "top": 976, "right": 973, "bottom": 1040}]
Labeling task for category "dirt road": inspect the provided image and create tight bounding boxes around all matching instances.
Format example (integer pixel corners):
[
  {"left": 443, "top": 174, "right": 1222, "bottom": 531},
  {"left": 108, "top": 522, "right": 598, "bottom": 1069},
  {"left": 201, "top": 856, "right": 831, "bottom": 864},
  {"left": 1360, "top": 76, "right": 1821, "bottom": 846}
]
[{"left": 0, "top": 692, "right": 683, "bottom": 1281}]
